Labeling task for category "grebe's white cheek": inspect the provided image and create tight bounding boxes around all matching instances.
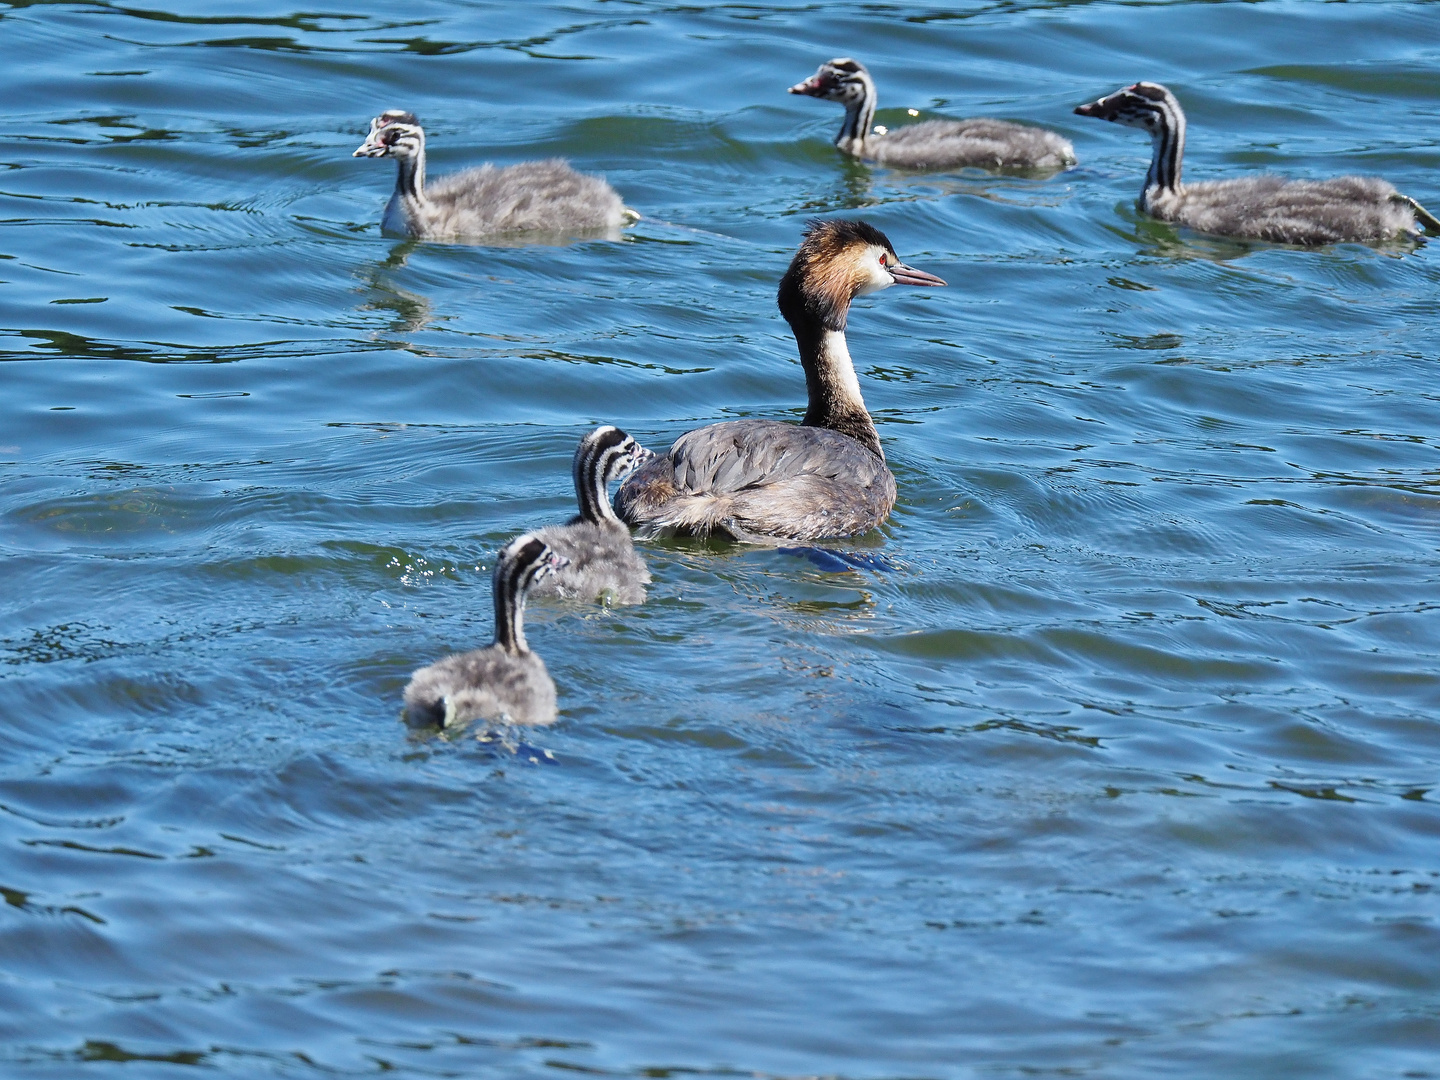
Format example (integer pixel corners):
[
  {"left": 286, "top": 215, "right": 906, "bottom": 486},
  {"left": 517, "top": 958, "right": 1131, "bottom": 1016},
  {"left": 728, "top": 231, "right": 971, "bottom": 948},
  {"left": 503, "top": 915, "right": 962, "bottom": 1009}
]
[{"left": 853, "top": 253, "right": 895, "bottom": 296}]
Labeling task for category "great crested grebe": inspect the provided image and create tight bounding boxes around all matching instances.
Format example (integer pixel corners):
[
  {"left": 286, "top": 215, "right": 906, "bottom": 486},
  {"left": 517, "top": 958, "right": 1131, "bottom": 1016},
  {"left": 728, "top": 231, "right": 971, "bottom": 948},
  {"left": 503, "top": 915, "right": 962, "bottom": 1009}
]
[
  {"left": 403, "top": 534, "right": 568, "bottom": 729},
  {"left": 790, "top": 58, "right": 1075, "bottom": 172},
  {"left": 353, "top": 110, "right": 636, "bottom": 240},
  {"left": 615, "top": 219, "right": 945, "bottom": 542},
  {"left": 530, "top": 426, "right": 655, "bottom": 606},
  {"left": 1075, "top": 82, "right": 1440, "bottom": 245}
]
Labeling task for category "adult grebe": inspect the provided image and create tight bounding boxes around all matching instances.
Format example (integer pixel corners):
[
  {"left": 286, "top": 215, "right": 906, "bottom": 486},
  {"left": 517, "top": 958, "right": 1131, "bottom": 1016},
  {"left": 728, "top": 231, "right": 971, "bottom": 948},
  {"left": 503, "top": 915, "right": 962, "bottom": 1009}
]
[
  {"left": 1075, "top": 82, "right": 1440, "bottom": 244},
  {"left": 790, "top": 58, "right": 1075, "bottom": 171},
  {"left": 615, "top": 219, "right": 945, "bottom": 542},
  {"left": 531, "top": 426, "right": 655, "bottom": 606},
  {"left": 403, "top": 534, "right": 567, "bottom": 729},
  {"left": 353, "top": 110, "right": 636, "bottom": 239}
]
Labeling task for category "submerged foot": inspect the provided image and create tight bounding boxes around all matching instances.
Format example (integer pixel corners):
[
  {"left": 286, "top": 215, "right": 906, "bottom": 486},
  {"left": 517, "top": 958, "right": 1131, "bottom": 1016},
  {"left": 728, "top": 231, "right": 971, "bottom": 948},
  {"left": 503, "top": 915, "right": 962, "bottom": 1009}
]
[{"left": 778, "top": 545, "right": 897, "bottom": 572}]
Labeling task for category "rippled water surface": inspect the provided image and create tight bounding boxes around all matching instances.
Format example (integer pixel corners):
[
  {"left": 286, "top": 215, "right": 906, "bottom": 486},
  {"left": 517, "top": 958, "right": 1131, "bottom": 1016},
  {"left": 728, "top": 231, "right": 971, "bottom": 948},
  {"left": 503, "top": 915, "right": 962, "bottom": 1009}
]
[{"left": 3, "top": 1, "right": 1440, "bottom": 1076}]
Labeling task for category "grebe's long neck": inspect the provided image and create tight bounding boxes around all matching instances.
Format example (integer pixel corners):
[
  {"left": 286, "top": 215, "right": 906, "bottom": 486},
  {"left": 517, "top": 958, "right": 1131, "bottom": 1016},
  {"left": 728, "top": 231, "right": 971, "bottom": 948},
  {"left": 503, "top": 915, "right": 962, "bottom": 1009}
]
[
  {"left": 1144, "top": 97, "right": 1185, "bottom": 201},
  {"left": 791, "top": 316, "right": 883, "bottom": 460},
  {"left": 491, "top": 555, "right": 529, "bottom": 656},
  {"left": 574, "top": 441, "right": 622, "bottom": 526},
  {"left": 835, "top": 74, "right": 878, "bottom": 156},
  {"left": 392, "top": 132, "right": 431, "bottom": 223}
]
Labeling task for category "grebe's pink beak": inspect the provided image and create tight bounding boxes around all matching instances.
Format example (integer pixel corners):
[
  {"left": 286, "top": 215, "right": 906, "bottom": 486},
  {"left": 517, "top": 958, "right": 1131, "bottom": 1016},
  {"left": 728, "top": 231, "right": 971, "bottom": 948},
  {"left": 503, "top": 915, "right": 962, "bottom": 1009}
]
[{"left": 888, "top": 261, "right": 946, "bottom": 287}]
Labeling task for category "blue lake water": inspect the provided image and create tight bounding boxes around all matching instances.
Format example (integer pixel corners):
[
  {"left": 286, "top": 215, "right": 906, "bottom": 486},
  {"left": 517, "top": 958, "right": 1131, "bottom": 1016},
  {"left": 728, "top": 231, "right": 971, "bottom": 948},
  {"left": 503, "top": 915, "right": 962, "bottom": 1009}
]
[{"left": 2, "top": 1, "right": 1439, "bottom": 1076}]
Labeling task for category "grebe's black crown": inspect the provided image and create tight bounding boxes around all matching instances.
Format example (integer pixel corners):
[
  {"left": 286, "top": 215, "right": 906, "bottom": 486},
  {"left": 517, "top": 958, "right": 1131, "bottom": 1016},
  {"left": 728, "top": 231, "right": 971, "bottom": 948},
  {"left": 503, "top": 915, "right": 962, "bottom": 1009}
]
[{"left": 801, "top": 217, "right": 893, "bottom": 254}]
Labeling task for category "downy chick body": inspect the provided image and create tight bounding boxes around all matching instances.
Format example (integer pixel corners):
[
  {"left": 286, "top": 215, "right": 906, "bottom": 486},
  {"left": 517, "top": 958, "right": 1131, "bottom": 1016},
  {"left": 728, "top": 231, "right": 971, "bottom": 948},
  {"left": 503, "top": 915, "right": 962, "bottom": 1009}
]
[
  {"left": 791, "top": 58, "right": 1075, "bottom": 172},
  {"left": 354, "top": 110, "right": 635, "bottom": 240},
  {"left": 403, "top": 534, "right": 567, "bottom": 729},
  {"left": 1075, "top": 82, "right": 1439, "bottom": 245},
  {"left": 531, "top": 426, "right": 654, "bottom": 605}
]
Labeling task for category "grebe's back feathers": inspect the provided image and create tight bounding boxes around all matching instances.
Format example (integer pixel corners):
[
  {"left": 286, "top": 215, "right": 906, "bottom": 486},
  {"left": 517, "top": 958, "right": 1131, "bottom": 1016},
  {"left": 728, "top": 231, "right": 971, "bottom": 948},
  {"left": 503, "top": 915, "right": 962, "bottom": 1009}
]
[{"left": 617, "top": 419, "right": 896, "bottom": 541}]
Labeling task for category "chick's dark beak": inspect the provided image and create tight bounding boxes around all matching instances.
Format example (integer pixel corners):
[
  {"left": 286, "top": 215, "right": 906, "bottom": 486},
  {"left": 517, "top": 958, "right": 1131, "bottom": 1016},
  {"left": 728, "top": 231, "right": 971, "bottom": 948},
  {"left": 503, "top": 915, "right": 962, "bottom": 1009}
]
[{"left": 353, "top": 134, "right": 387, "bottom": 158}]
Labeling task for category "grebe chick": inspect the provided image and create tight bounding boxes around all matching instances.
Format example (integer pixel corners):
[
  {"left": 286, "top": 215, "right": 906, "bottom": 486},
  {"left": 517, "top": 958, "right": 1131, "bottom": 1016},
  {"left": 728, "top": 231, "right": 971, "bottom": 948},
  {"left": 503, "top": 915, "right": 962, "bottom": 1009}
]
[
  {"left": 790, "top": 58, "right": 1075, "bottom": 172},
  {"left": 1075, "top": 82, "right": 1440, "bottom": 245},
  {"left": 616, "top": 219, "right": 945, "bottom": 542},
  {"left": 403, "top": 534, "right": 568, "bottom": 729},
  {"left": 531, "top": 426, "right": 655, "bottom": 606},
  {"left": 354, "top": 110, "right": 635, "bottom": 240}
]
